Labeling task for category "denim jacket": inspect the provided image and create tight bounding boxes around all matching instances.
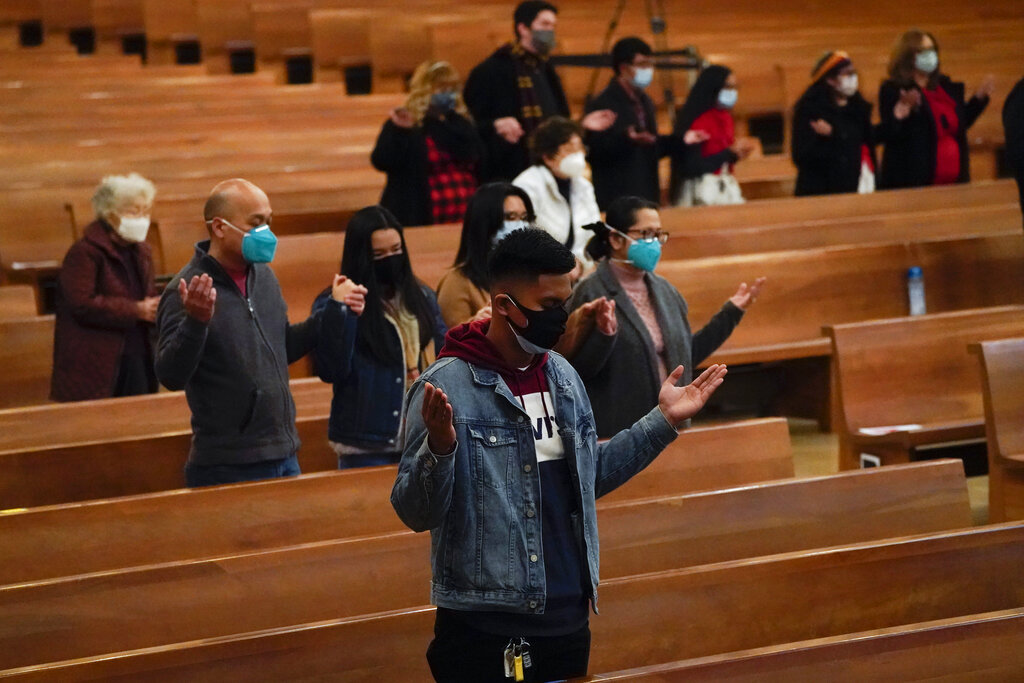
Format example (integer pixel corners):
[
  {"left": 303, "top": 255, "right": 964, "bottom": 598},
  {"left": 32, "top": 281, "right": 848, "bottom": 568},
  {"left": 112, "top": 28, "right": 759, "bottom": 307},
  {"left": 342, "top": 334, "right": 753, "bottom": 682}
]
[
  {"left": 312, "top": 287, "right": 446, "bottom": 448},
  {"left": 391, "top": 352, "right": 678, "bottom": 615}
]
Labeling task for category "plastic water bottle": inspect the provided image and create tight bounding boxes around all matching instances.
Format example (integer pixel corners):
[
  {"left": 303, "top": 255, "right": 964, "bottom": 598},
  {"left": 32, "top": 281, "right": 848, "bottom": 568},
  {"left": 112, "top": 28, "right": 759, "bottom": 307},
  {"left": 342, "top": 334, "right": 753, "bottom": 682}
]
[{"left": 907, "top": 266, "right": 926, "bottom": 316}]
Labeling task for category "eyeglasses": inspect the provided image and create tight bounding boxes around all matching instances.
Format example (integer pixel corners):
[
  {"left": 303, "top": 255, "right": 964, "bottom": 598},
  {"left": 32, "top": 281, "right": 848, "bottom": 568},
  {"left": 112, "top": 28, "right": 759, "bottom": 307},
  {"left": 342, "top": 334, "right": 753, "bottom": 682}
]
[
  {"left": 627, "top": 228, "right": 670, "bottom": 244},
  {"left": 503, "top": 212, "right": 536, "bottom": 222}
]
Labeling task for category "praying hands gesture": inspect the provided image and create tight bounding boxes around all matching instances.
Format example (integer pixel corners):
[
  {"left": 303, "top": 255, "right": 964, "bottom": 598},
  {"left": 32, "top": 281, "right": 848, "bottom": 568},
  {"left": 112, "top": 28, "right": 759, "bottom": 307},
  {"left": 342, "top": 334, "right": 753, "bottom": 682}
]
[
  {"left": 331, "top": 274, "right": 368, "bottom": 315},
  {"left": 658, "top": 364, "right": 728, "bottom": 429}
]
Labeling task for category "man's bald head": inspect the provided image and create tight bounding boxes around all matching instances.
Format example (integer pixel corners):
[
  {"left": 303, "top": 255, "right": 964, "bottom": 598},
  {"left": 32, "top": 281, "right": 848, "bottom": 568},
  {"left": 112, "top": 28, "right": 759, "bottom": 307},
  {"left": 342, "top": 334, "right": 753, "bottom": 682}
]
[{"left": 203, "top": 178, "right": 270, "bottom": 226}]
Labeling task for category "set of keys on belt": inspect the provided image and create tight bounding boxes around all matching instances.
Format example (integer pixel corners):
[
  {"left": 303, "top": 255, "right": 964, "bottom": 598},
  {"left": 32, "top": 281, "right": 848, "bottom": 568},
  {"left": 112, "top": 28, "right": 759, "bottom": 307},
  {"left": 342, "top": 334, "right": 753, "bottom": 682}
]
[{"left": 503, "top": 637, "right": 532, "bottom": 681}]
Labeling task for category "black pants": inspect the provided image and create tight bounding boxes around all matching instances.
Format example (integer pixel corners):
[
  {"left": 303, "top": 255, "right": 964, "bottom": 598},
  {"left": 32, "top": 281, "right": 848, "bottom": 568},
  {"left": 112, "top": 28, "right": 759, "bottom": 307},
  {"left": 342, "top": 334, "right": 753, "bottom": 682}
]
[{"left": 426, "top": 610, "right": 590, "bottom": 683}]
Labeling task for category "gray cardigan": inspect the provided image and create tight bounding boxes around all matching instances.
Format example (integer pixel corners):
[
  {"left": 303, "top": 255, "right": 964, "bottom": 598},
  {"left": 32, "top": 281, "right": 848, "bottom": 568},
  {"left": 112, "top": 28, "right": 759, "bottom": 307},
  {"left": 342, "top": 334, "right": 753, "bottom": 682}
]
[
  {"left": 568, "top": 261, "right": 743, "bottom": 438},
  {"left": 156, "top": 241, "right": 330, "bottom": 466}
]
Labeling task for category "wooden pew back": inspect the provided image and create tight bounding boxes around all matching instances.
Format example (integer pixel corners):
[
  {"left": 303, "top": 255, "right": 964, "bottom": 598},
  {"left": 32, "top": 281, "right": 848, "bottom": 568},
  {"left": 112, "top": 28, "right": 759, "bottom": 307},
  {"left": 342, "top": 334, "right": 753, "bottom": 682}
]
[{"left": 972, "top": 337, "right": 1024, "bottom": 522}]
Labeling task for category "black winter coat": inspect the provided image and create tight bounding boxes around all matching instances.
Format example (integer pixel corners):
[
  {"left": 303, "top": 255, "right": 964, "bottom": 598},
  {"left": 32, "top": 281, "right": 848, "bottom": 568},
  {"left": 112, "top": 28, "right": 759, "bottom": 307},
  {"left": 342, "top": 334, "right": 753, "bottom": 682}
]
[
  {"left": 791, "top": 85, "right": 878, "bottom": 196},
  {"left": 878, "top": 75, "right": 988, "bottom": 189},
  {"left": 463, "top": 45, "right": 570, "bottom": 183}
]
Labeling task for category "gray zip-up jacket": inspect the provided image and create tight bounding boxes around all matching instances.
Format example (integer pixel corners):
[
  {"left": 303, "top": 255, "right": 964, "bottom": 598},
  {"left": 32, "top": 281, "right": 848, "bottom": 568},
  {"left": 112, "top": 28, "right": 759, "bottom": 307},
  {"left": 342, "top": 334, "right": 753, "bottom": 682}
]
[{"left": 156, "top": 240, "right": 336, "bottom": 466}]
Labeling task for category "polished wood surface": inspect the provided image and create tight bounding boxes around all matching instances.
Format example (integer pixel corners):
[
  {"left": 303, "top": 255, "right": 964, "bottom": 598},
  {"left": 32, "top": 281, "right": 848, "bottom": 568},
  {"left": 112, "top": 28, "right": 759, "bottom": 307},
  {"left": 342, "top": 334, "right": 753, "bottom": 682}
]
[{"left": 972, "top": 338, "right": 1024, "bottom": 523}]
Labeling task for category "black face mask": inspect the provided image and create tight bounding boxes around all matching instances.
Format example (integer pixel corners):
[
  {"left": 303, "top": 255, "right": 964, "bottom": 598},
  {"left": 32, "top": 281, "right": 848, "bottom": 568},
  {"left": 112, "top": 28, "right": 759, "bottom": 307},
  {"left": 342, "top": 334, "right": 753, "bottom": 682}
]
[
  {"left": 373, "top": 254, "right": 405, "bottom": 287},
  {"left": 505, "top": 293, "right": 568, "bottom": 354}
]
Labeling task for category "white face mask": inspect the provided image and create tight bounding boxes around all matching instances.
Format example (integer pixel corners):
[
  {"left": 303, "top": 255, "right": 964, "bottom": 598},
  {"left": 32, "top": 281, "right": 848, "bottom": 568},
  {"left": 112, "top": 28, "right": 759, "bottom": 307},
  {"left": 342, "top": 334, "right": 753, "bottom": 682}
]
[
  {"left": 557, "top": 151, "right": 587, "bottom": 178},
  {"left": 115, "top": 215, "right": 150, "bottom": 243},
  {"left": 837, "top": 73, "right": 859, "bottom": 97},
  {"left": 717, "top": 88, "right": 738, "bottom": 109}
]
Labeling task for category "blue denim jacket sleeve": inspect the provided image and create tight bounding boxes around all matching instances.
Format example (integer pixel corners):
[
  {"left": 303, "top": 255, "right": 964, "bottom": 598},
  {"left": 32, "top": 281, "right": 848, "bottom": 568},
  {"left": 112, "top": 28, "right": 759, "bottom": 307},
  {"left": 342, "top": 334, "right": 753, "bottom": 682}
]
[
  {"left": 391, "top": 373, "right": 456, "bottom": 532},
  {"left": 593, "top": 406, "right": 679, "bottom": 499},
  {"left": 310, "top": 293, "right": 358, "bottom": 383}
]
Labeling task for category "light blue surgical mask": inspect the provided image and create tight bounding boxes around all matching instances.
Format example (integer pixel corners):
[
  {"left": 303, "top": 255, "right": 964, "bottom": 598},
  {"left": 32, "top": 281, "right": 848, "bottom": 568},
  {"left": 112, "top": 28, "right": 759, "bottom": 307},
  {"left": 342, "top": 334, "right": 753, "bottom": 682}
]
[
  {"left": 631, "top": 66, "right": 654, "bottom": 89},
  {"left": 717, "top": 88, "right": 738, "bottom": 109},
  {"left": 914, "top": 49, "right": 939, "bottom": 74},
  {"left": 429, "top": 91, "right": 457, "bottom": 112},
  {"left": 493, "top": 220, "right": 530, "bottom": 246},
  {"left": 615, "top": 230, "right": 662, "bottom": 272},
  {"left": 218, "top": 219, "right": 278, "bottom": 264}
]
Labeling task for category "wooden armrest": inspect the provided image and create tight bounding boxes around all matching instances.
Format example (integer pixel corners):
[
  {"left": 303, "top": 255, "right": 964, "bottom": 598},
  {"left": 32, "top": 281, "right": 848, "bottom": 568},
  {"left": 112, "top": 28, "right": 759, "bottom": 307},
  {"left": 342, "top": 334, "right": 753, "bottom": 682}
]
[{"left": 700, "top": 338, "right": 831, "bottom": 367}]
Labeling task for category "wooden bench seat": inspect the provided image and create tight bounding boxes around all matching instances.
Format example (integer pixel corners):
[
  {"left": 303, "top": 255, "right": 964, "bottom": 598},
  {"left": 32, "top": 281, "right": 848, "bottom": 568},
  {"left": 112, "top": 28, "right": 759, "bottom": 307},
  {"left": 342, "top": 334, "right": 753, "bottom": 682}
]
[
  {"left": 7, "top": 520, "right": 1021, "bottom": 681},
  {"left": 826, "top": 306, "right": 1024, "bottom": 469},
  {"left": 0, "top": 460, "right": 969, "bottom": 670},
  {"left": 972, "top": 337, "right": 1024, "bottom": 522},
  {"left": 0, "top": 417, "right": 792, "bottom": 582}
]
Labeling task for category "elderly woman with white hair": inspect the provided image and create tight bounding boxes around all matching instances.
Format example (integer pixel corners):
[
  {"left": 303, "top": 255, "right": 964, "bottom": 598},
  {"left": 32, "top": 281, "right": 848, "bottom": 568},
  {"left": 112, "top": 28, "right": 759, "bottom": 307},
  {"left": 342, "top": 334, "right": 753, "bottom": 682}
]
[{"left": 51, "top": 173, "right": 161, "bottom": 402}]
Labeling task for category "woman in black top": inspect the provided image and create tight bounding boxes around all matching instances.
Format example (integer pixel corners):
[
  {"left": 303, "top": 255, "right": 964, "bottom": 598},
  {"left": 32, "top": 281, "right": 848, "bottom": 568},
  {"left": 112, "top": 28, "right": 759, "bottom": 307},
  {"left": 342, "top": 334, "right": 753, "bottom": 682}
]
[
  {"left": 371, "top": 61, "right": 484, "bottom": 227},
  {"left": 792, "top": 51, "right": 913, "bottom": 196},
  {"left": 878, "top": 29, "right": 995, "bottom": 189}
]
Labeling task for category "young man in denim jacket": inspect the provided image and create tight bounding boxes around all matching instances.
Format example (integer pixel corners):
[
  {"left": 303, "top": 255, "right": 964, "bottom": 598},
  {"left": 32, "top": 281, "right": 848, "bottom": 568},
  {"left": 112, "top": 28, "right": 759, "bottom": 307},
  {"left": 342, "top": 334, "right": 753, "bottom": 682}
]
[{"left": 392, "top": 228, "right": 727, "bottom": 682}]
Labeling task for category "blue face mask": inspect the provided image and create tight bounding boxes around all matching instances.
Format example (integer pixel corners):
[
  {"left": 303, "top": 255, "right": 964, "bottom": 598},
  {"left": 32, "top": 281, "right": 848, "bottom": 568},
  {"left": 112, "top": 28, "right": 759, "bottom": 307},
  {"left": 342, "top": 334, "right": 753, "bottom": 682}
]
[
  {"left": 914, "top": 49, "right": 939, "bottom": 74},
  {"left": 617, "top": 230, "right": 662, "bottom": 272},
  {"left": 220, "top": 220, "right": 278, "bottom": 264},
  {"left": 631, "top": 66, "right": 654, "bottom": 89},
  {"left": 430, "top": 91, "right": 457, "bottom": 112},
  {"left": 492, "top": 220, "right": 530, "bottom": 246},
  {"left": 717, "top": 88, "right": 738, "bottom": 109}
]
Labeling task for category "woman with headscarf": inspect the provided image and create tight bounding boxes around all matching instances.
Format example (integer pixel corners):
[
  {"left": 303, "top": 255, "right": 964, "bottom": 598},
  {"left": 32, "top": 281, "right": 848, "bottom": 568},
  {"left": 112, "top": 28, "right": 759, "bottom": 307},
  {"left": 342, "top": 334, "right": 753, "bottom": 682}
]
[
  {"left": 669, "top": 65, "right": 757, "bottom": 205},
  {"left": 792, "top": 51, "right": 914, "bottom": 196},
  {"left": 371, "top": 61, "right": 484, "bottom": 227},
  {"left": 878, "top": 29, "right": 995, "bottom": 189}
]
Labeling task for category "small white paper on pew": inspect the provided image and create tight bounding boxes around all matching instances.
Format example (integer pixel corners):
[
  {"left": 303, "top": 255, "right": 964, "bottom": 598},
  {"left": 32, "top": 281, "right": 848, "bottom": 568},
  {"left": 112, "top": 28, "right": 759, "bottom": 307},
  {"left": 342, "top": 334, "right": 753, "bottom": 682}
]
[{"left": 858, "top": 424, "right": 923, "bottom": 436}]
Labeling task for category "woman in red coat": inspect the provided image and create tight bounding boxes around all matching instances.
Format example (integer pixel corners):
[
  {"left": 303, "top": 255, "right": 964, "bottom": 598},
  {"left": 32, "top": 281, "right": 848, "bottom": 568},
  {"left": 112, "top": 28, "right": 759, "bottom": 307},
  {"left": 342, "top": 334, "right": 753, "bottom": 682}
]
[{"left": 51, "top": 173, "right": 161, "bottom": 402}]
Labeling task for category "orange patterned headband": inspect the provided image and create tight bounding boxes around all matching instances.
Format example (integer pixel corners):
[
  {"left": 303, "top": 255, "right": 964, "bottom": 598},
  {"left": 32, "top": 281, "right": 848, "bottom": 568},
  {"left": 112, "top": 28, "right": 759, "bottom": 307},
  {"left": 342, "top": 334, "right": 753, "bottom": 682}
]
[{"left": 812, "top": 51, "right": 851, "bottom": 82}]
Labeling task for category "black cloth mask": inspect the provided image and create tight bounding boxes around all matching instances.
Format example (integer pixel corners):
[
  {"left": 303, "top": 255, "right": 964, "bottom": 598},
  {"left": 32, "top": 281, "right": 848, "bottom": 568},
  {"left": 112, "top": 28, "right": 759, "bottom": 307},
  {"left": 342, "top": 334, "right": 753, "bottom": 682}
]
[{"left": 505, "top": 293, "right": 568, "bottom": 353}]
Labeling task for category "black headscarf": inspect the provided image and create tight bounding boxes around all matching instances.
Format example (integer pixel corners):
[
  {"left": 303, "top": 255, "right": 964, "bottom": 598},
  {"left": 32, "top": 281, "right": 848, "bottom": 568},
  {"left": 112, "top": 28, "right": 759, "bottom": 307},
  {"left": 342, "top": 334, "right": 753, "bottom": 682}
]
[{"left": 674, "top": 64, "right": 731, "bottom": 135}]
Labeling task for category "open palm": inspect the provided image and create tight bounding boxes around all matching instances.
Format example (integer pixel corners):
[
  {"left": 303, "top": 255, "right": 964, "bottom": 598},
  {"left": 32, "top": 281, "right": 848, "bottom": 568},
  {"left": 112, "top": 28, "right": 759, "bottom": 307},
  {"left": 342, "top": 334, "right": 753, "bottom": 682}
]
[{"left": 658, "top": 365, "right": 728, "bottom": 428}]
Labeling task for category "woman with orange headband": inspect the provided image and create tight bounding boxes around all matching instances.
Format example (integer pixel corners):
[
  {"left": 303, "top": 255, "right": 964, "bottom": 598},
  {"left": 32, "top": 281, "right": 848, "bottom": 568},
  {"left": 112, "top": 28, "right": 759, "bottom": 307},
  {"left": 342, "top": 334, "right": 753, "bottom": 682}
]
[{"left": 791, "top": 51, "right": 914, "bottom": 196}]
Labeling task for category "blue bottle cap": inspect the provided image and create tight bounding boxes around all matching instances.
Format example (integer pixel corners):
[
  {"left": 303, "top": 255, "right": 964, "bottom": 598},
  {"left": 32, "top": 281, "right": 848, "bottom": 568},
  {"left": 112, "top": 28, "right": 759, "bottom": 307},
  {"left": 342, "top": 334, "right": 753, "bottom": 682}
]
[{"left": 907, "top": 266, "right": 923, "bottom": 277}]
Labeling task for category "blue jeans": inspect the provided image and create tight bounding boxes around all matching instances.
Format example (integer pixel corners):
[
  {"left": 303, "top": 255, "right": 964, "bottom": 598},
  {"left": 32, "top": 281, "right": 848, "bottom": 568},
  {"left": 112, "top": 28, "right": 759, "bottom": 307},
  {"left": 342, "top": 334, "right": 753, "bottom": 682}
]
[
  {"left": 337, "top": 451, "right": 401, "bottom": 469},
  {"left": 184, "top": 454, "right": 301, "bottom": 488}
]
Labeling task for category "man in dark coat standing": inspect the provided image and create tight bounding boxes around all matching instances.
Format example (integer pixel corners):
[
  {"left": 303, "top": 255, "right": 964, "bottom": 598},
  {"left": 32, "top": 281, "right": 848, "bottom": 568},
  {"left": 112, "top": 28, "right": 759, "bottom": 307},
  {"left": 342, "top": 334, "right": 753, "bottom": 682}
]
[
  {"left": 1003, "top": 76, "right": 1024, "bottom": 228},
  {"left": 464, "top": 1, "right": 615, "bottom": 182}
]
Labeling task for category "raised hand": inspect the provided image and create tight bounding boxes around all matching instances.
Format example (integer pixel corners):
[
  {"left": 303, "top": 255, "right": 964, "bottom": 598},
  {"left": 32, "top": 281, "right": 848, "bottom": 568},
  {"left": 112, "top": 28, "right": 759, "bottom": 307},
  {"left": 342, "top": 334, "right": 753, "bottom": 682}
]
[
  {"left": 658, "top": 364, "right": 728, "bottom": 428},
  {"left": 421, "top": 381, "right": 456, "bottom": 455},
  {"left": 729, "top": 277, "right": 767, "bottom": 310},
  {"left": 975, "top": 75, "right": 996, "bottom": 100},
  {"left": 331, "top": 274, "right": 368, "bottom": 315},
  {"left": 494, "top": 117, "right": 525, "bottom": 144},
  {"left": 810, "top": 119, "right": 833, "bottom": 136},
  {"left": 581, "top": 109, "right": 617, "bottom": 132},
  {"left": 683, "top": 129, "right": 711, "bottom": 145},
  {"left": 136, "top": 295, "right": 160, "bottom": 323},
  {"left": 178, "top": 274, "right": 216, "bottom": 323},
  {"left": 390, "top": 107, "right": 416, "bottom": 128},
  {"left": 578, "top": 297, "right": 617, "bottom": 335}
]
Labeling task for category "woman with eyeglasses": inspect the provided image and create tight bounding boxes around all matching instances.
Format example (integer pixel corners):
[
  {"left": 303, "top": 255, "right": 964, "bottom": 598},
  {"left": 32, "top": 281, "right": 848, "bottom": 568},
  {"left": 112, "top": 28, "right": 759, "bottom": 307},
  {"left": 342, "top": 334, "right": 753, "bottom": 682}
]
[
  {"left": 878, "top": 29, "right": 995, "bottom": 189},
  {"left": 312, "top": 206, "right": 447, "bottom": 468},
  {"left": 568, "top": 196, "right": 765, "bottom": 437},
  {"left": 437, "top": 182, "right": 617, "bottom": 357}
]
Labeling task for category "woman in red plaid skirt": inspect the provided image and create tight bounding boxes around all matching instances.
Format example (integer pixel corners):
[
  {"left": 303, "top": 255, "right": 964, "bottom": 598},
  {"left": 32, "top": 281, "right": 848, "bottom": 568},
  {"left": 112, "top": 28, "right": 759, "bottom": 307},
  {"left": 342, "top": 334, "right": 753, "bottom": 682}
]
[{"left": 372, "top": 61, "right": 484, "bottom": 228}]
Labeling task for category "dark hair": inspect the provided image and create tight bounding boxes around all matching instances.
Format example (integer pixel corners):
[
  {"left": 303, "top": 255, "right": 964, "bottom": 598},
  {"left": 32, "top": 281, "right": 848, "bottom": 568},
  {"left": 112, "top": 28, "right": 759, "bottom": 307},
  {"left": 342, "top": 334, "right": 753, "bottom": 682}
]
[
  {"left": 888, "top": 28, "right": 939, "bottom": 86},
  {"left": 611, "top": 37, "right": 652, "bottom": 75},
  {"left": 584, "top": 195, "right": 658, "bottom": 261},
  {"left": 453, "top": 183, "right": 535, "bottom": 292},
  {"left": 338, "top": 206, "right": 436, "bottom": 365},
  {"left": 528, "top": 116, "right": 583, "bottom": 165},
  {"left": 513, "top": 1, "right": 557, "bottom": 35},
  {"left": 674, "top": 64, "right": 731, "bottom": 135},
  {"left": 488, "top": 227, "right": 575, "bottom": 288}
]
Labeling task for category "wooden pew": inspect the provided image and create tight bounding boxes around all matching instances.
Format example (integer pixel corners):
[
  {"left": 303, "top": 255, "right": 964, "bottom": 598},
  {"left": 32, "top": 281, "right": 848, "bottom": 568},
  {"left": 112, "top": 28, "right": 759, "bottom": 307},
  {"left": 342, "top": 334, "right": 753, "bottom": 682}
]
[
  {"left": 0, "top": 418, "right": 792, "bottom": 583},
  {"left": 826, "top": 306, "right": 1024, "bottom": 470},
  {"left": 584, "top": 608, "right": 1024, "bottom": 681},
  {"left": 7, "top": 521, "right": 1023, "bottom": 681},
  {"left": 0, "top": 315, "right": 53, "bottom": 409},
  {"left": 972, "top": 337, "right": 1024, "bottom": 523},
  {"left": 0, "top": 460, "right": 970, "bottom": 670},
  {"left": 0, "top": 284, "right": 39, "bottom": 318},
  {"left": 0, "top": 378, "right": 338, "bottom": 508}
]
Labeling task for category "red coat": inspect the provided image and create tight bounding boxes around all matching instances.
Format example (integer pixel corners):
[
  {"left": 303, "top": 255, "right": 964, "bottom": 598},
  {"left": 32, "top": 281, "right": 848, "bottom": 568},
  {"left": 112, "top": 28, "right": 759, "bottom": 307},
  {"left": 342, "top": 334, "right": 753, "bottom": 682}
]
[{"left": 50, "top": 220, "right": 158, "bottom": 401}]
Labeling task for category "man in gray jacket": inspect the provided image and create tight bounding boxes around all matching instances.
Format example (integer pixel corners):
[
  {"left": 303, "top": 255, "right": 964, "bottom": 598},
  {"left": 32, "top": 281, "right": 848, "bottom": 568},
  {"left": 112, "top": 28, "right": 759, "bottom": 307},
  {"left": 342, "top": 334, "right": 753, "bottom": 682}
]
[{"left": 156, "top": 178, "right": 365, "bottom": 487}]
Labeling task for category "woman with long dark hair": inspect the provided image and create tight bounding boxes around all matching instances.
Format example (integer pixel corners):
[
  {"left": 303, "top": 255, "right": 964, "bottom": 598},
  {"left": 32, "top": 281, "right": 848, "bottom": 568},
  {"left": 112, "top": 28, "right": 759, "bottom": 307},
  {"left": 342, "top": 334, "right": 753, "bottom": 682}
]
[
  {"left": 313, "top": 206, "right": 447, "bottom": 468},
  {"left": 878, "top": 29, "right": 995, "bottom": 189},
  {"left": 670, "top": 65, "right": 757, "bottom": 205},
  {"left": 436, "top": 182, "right": 535, "bottom": 328},
  {"left": 568, "top": 196, "right": 764, "bottom": 437}
]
